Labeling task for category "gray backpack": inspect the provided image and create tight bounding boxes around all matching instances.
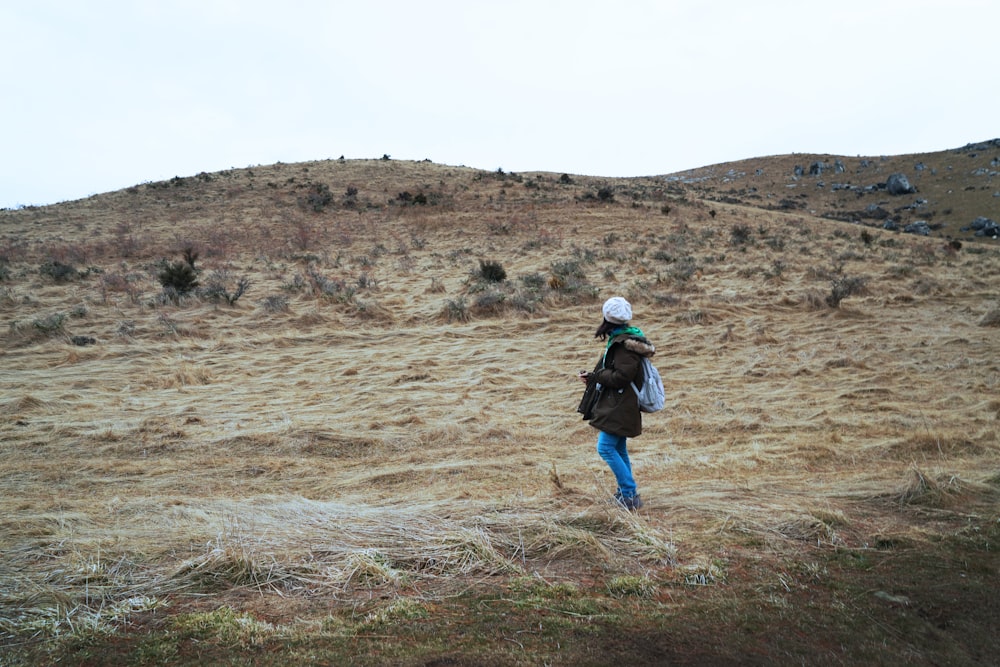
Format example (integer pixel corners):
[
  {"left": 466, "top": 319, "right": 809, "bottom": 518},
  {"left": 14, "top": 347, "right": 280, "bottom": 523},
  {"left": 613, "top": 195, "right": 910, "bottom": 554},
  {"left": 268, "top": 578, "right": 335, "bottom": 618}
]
[{"left": 631, "top": 357, "right": 665, "bottom": 413}]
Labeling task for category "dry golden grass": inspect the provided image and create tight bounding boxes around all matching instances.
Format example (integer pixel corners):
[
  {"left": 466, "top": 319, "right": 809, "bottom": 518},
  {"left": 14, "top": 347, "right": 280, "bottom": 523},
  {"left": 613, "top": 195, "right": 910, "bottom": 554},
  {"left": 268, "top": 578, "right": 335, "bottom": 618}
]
[{"left": 1, "top": 156, "right": 998, "bottom": 662}]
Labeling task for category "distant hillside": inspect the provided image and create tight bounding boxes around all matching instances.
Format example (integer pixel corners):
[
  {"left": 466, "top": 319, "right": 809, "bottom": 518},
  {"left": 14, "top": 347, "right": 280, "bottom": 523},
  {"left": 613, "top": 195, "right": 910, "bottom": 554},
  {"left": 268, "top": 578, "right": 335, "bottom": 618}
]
[
  {"left": 666, "top": 138, "right": 1000, "bottom": 242},
  {"left": 2, "top": 140, "right": 997, "bottom": 254}
]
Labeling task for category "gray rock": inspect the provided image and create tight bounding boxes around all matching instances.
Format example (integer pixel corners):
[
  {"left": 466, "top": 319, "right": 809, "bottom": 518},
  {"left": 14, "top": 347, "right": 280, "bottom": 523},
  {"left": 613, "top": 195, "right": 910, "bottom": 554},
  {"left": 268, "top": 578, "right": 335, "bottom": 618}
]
[
  {"left": 886, "top": 173, "right": 916, "bottom": 195},
  {"left": 965, "top": 217, "right": 999, "bottom": 238},
  {"left": 904, "top": 221, "right": 931, "bottom": 236}
]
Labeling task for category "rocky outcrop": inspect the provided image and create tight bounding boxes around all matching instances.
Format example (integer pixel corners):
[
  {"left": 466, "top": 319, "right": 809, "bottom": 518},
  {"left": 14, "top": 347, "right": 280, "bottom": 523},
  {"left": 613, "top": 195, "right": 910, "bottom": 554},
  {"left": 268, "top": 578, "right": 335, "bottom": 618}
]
[
  {"left": 961, "top": 217, "right": 999, "bottom": 238},
  {"left": 886, "top": 173, "right": 916, "bottom": 195}
]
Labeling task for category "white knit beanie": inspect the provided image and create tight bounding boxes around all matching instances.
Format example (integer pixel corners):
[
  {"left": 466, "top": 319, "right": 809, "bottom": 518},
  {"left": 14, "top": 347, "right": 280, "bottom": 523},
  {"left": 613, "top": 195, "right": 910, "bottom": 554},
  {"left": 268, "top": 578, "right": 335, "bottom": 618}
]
[{"left": 602, "top": 296, "right": 632, "bottom": 324}]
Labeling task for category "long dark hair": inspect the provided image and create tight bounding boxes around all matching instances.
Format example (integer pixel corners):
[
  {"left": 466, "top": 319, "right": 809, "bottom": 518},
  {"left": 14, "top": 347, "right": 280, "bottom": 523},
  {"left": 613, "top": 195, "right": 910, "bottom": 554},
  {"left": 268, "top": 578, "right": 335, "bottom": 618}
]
[{"left": 594, "top": 319, "right": 619, "bottom": 341}]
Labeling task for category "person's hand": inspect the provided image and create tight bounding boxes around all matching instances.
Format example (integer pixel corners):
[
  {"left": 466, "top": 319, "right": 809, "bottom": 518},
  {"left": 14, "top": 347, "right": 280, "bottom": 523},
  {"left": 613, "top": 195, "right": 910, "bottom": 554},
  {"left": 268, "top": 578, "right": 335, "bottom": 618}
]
[{"left": 577, "top": 371, "right": 590, "bottom": 385}]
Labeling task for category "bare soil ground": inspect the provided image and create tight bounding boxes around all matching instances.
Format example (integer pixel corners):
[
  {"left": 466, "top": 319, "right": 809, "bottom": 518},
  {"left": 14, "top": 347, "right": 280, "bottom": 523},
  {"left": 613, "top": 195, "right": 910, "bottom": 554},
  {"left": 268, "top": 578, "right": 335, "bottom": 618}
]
[{"left": 1, "top": 151, "right": 998, "bottom": 665}]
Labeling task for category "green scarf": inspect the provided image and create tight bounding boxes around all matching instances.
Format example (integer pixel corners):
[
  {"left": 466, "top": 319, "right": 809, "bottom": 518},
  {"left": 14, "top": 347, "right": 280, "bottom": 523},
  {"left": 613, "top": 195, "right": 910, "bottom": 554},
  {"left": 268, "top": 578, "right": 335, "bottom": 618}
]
[{"left": 605, "top": 325, "right": 645, "bottom": 351}]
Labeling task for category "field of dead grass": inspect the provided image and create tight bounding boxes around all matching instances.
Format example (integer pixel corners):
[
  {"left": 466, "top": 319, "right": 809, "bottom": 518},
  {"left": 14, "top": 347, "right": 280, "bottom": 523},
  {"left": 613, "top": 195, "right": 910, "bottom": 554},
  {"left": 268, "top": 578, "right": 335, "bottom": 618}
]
[{"left": 1, "top": 158, "right": 998, "bottom": 665}]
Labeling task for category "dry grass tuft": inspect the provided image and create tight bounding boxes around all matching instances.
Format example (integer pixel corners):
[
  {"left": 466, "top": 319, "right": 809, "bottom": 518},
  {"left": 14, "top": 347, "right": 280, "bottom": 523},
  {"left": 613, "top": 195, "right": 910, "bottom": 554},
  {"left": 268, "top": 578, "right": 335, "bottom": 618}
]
[{"left": 892, "top": 467, "right": 984, "bottom": 508}]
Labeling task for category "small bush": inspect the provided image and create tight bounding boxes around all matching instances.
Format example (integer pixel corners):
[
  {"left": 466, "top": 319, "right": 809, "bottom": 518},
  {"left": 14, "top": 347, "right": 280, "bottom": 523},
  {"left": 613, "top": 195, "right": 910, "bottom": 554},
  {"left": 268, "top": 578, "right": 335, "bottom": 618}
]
[
  {"left": 765, "top": 235, "right": 786, "bottom": 251},
  {"left": 477, "top": 260, "right": 507, "bottom": 283},
  {"left": 442, "top": 298, "right": 470, "bottom": 322},
  {"left": 298, "top": 182, "right": 333, "bottom": 212},
  {"left": 39, "top": 260, "right": 78, "bottom": 282},
  {"left": 262, "top": 295, "right": 289, "bottom": 313},
  {"left": 33, "top": 312, "right": 67, "bottom": 335},
  {"left": 548, "top": 259, "right": 597, "bottom": 295},
  {"left": 200, "top": 271, "right": 251, "bottom": 305},
  {"left": 305, "top": 266, "right": 354, "bottom": 302},
  {"left": 472, "top": 290, "right": 506, "bottom": 315},
  {"left": 157, "top": 249, "right": 200, "bottom": 296},
  {"left": 730, "top": 224, "right": 753, "bottom": 247},
  {"left": 520, "top": 272, "right": 546, "bottom": 291},
  {"left": 158, "top": 261, "right": 199, "bottom": 295},
  {"left": 826, "top": 275, "right": 868, "bottom": 308}
]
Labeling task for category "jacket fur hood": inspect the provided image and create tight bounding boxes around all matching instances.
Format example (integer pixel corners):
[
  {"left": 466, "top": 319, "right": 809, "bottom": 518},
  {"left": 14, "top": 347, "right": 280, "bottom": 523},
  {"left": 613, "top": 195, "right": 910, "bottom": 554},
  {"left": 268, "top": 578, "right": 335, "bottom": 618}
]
[{"left": 622, "top": 336, "right": 655, "bottom": 358}]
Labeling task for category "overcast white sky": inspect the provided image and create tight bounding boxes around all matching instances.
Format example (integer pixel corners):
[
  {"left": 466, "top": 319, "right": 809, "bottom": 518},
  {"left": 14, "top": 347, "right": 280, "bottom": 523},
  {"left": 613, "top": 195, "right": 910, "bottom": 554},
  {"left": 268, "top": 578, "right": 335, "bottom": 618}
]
[{"left": 2, "top": 0, "right": 997, "bottom": 209}]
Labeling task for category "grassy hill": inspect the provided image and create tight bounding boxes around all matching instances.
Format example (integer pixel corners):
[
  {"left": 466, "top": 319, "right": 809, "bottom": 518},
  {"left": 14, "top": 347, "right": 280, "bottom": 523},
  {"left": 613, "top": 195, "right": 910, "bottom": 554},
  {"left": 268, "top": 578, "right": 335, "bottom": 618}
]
[{"left": 1, "top": 144, "right": 999, "bottom": 665}]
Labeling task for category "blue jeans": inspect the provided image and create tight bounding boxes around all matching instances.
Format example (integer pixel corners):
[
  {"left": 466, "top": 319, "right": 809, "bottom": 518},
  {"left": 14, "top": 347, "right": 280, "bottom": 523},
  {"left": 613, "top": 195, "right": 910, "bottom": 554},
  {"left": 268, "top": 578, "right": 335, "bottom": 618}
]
[{"left": 597, "top": 431, "right": 637, "bottom": 498}]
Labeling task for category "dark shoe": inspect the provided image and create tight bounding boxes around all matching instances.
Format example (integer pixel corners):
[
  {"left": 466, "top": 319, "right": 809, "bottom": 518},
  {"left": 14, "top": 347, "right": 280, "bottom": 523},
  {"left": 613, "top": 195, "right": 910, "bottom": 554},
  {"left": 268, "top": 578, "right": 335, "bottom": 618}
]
[{"left": 621, "top": 494, "right": 644, "bottom": 511}]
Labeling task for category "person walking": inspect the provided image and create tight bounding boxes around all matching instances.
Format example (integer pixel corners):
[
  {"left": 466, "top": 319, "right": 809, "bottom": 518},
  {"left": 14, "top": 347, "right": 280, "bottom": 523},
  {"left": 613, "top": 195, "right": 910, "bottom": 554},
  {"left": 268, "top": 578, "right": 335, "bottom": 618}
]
[{"left": 578, "top": 296, "right": 656, "bottom": 510}]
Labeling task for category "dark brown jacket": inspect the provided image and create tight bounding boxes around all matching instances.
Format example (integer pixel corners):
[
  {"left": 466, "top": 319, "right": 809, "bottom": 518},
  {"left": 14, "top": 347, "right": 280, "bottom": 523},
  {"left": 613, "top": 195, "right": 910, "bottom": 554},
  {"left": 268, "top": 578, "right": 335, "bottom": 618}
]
[{"left": 589, "top": 334, "right": 656, "bottom": 438}]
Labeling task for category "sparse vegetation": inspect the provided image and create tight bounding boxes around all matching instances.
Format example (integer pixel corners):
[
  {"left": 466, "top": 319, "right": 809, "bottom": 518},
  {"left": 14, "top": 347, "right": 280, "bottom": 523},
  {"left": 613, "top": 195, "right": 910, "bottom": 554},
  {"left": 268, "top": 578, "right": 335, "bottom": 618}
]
[
  {"left": 157, "top": 249, "right": 200, "bottom": 295},
  {"left": 39, "top": 260, "right": 78, "bottom": 282},
  {"left": 31, "top": 311, "right": 67, "bottom": 335},
  {"left": 476, "top": 259, "right": 507, "bottom": 283},
  {"left": 1, "top": 152, "right": 998, "bottom": 666},
  {"left": 200, "top": 271, "right": 251, "bottom": 305},
  {"left": 297, "top": 182, "right": 333, "bottom": 212},
  {"left": 729, "top": 223, "right": 753, "bottom": 247},
  {"left": 826, "top": 274, "right": 868, "bottom": 308}
]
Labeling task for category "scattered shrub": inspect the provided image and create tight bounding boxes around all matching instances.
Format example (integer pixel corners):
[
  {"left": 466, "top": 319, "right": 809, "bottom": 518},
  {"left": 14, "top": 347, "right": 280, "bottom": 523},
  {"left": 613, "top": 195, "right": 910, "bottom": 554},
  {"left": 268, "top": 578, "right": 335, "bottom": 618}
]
[
  {"left": 477, "top": 260, "right": 507, "bottom": 283},
  {"left": 730, "top": 224, "right": 753, "bottom": 247},
  {"left": 200, "top": 271, "right": 251, "bottom": 305},
  {"left": 262, "top": 295, "right": 289, "bottom": 313},
  {"left": 442, "top": 298, "right": 470, "bottom": 322},
  {"left": 396, "top": 191, "right": 429, "bottom": 206},
  {"left": 158, "top": 260, "right": 199, "bottom": 295},
  {"left": 356, "top": 272, "right": 377, "bottom": 289},
  {"left": 472, "top": 290, "right": 506, "bottom": 315},
  {"left": 39, "top": 260, "right": 78, "bottom": 282},
  {"left": 764, "top": 260, "right": 786, "bottom": 279},
  {"left": 826, "top": 275, "right": 868, "bottom": 308},
  {"left": 282, "top": 273, "right": 308, "bottom": 293},
  {"left": 305, "top": 266, "right": 353, "bottom": 301},
  {"left": 765, "top": 235, "right": 786, "bottom": 251},
  {"left": 33, "top": 312, "right": 67, "bottom": 335},
  {"left": 520, "top": 272, "right": 546, "bottom": 291},
  {"left": 547, "top": 259, "right": 597, "bottom": 296},
  {"left": 343, "top": 186, "right": 359, "bottom": 208},
  {"left": 298, "top": 182, "right": 333, "bottom": 212}
]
